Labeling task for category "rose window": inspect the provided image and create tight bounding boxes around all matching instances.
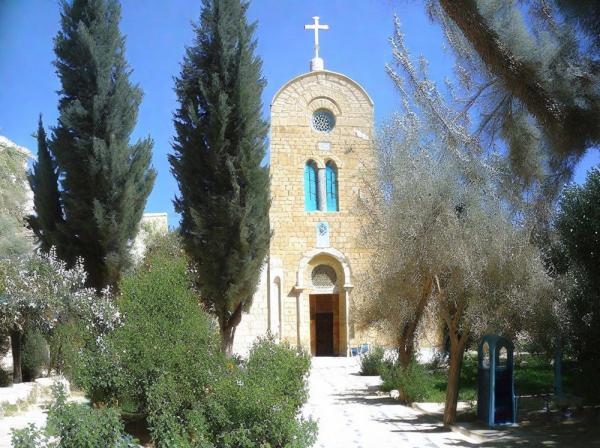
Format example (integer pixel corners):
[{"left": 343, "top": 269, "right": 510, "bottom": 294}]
[{"left": 312, "top": 109, "right": 335, "bottom": 133}]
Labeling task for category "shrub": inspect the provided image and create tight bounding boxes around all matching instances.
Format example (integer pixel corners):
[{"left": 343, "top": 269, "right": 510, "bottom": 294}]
[
  {"left": 380, "top": 360, "right": 431, "bottom": 403},
  {"left": 72, "top": 335, "right": 126, "bottom": 406},
  {"left": 146, "top": 337, "right": 317, "bottom": 448},
  {"left": 203, "top": 337, "right": 317, "bottom": 447},
  {"left": 47, "top": 320, "right": 82, "bottom": 375},
  {"left": 11, "top": 424, "right": 45, "bottom": 448},
  {"left": 0, "top": 332, "right": 10, "bottom": 359},
  {"left": 0, "top": 368, "right": 11, "bottom": 387},
  {"left": 359, "top": 346, "right": 386, "bottom": 376},
  {"left": 114, "top": 239, "right": 223, "bottom": 409},
  {"left": 70, "top": 234, "right": 317, "bottom": 447},
  {"left": 57, "top": 296, "right": 125, "bottom": 405},
  {"left": 22, "top": 329, "right": 49, "bottom": 381},
  {"left": 111, "top": 236, "right": 225, "bottom": 445},
  {"left": 11, "top": 383, "right": 135, "bottom": 448}
]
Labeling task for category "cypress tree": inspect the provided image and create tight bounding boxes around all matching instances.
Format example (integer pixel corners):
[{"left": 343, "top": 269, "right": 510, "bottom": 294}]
[
  {"left": 46, "top": 0, "right": 155, "bottom": 290},
  {"left": 169, "top": 0, "right": 270, "bottom": 355},
  {"left": 27, "top": 115, "right": 64, "bottom": 255}
]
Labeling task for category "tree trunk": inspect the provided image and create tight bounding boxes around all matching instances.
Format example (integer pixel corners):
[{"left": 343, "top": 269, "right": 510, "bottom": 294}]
[
  {"left": 219, "top": 302, "right": 243, "bottom": 357},
  {"left": 443, "top": 334, "right": 468, "bottom": 426},
  {"left": 220, "top": 325, "right": 237, "bottom": 357},
  {"left": 397, "top": 276, "right": 433, "bottom": 368},
  {"left": 10, "top": 328, "right": 23, "bottom": 384},
  {"left": 397, "top": 334, "right": 415, "bottom": 368}
]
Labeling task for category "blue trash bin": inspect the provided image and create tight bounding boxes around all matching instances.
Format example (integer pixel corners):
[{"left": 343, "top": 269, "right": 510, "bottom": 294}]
[{"left": 477, "top": 335, "right": 518, "bottom": 427}]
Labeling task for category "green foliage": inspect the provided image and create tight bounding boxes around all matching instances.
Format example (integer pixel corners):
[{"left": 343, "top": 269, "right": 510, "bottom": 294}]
[
  {"left": 70, "top": 237, "right": 315, "bottom": 446},
  {"left": 11, "top": 424, "right": 46, "bottom": 448},
  {"left": 113, "top": 235, "right": 222, "bottom": 412},
  {"left": 71, "top": 335, "right": 125, "bottom": 406},
  {"left": 22, "top": 329, "right": 49, "bottom": 381},
  {"left": 34, "top": 0, "right": 156, "bottom": 290},
  {"left": 0, "top": 331, "right": 10, "bottom": 359},
  {"left": 47, "top": 321, "right": 82, "bottom": 376},
  {"left": 144, "top": 337, "right": 316, "bottom": 447},
  {"left": 11, "top": 383, "right": 134, "bottom": 448},
  {"left": 359, "top": 346, "right": 386, "bottom": 376},
  {"left": 169, "top": 0, "right": 270, "bottom": 353},
  {"left": 46, "top": 384, "right": 133, "bottom": 448},
  {"left": 555, "top": 166, "right": 600, "bottom": 397},
  {"left": 431, "top": 1, "right": 600, "bottom": 194},
  {"left": 181, "top": 337, "right": 316, "bottom": 448},
  {"left": 380, "top": 360, "right": 431, "bottom": 403},
  {"left": 244, "top": 337, "right": 312, "bottom": 411},
  {"left": 0, "top": 137, "right": 31, "bottom": 260},
  {"left": 27, "top": 116, "right": 63, "bottom": 256},
  {"left": 0, "top": 368, "right": 11, "bottom": 387}
]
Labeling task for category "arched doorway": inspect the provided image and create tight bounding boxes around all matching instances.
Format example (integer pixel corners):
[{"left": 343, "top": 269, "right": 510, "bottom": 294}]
[
  {"left": 310, "top": 293, "right": 339, "bottom": 356},
  {"left": 295, "top": 248, "right": 353, "bottom": 357},
  {"left": 310, "top": 264, "right": 339, "bottom": 356}
]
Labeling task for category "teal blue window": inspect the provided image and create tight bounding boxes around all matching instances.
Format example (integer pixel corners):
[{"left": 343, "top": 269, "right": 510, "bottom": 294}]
[
  {"left": 304, "top": 161, "right": 318, "bottom": 211},
  {"left": 326, "top": 161, "right": 338, "bottom": 211}
]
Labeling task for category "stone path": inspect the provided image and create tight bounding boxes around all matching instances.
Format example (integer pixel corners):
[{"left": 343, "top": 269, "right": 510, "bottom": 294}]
[{"left": 303, "top": 357, "right": 476, "bottom": 448}]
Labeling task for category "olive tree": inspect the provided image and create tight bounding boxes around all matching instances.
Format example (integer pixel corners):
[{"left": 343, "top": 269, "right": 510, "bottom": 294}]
[{"left": 356, "top": 18, "right": 553, "bottom": 425}]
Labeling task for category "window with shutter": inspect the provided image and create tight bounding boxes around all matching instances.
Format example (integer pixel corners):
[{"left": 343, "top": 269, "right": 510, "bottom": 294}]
[
  {"left": 304, "top": 160, "right": 318, "bottom": 211},
  {"left": 325, "top": 161, "right": 338, "bottom": 212}
]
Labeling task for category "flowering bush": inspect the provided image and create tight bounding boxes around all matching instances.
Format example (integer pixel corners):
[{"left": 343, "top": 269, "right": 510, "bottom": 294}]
[{"left": 0, "top": 249, "right": 119, "bottom": 382}]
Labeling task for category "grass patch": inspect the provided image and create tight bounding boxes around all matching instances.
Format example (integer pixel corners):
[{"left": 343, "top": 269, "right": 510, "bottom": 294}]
[
  {"left": 1, "top": 402, "right": 19, "bottom": 416},
  {"left": 385, "top": 353, "right": 583, "bottom": 403}
]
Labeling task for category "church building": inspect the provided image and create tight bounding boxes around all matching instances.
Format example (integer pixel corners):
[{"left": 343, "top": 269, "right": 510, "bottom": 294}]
[{"left": 233, "top": 17, "right": 376, "bottom": 356}]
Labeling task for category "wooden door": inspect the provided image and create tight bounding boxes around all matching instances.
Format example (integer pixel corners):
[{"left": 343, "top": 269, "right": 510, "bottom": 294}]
[{"left": 316, "top": 313, "right": 334, "bottom": 356}]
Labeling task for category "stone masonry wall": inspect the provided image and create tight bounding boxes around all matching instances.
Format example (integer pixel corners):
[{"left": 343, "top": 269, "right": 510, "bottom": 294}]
[
  {"left": 269, "top": 70, "right": 376, "bottom": 353},
  {"left": 233, "top": 70, "right": 380, "bottom": 356}
]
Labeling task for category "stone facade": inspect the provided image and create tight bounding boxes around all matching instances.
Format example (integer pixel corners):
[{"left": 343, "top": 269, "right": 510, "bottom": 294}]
[{"left": 233, "top": 69, "right": 376, "bottom": 356}]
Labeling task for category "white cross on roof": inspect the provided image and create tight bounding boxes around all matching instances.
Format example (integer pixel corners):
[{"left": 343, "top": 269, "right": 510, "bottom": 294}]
[{"left": 304, "top": 16, "right": 329, "bottom": 71}]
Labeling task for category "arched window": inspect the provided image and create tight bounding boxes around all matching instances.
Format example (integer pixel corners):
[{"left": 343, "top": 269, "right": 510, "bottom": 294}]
[
  {"left": 326, "top": 161, "right": 338, "bottom": 212},
  {"left": 304, "top": 160, "right": 318, "bottom": 211}
]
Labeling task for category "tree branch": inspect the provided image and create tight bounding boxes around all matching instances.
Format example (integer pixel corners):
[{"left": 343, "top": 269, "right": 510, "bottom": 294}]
[{"left": 438, "top": 0, "right": 596, "bottom": 155}]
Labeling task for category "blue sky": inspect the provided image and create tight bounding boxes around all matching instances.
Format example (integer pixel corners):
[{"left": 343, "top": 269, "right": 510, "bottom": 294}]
[{"left": 1, "top": 0, "right": 598, "bottom": 226}]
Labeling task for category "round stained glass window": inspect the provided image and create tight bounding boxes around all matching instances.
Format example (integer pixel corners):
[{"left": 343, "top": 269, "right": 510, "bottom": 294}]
[{"left": 312, "top": 109, "right": 335, "bottom": 133}]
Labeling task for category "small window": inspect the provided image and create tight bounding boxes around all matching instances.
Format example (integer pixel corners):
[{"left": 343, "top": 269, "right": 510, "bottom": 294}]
[
  {"left": 482, "top": 342, "right": 490, "bottom": 368},
  {"left": 312, "top": 109, "right": 335, "bottom": 133},
  {"left": 498, "top": 346, "right": 508, "bottom": 367},
  {"left": 304, "top": 160, "right": 318, "bottom": 211},
  {"left": 325, "top": 161, "right": 338, "bottom": 212},
  {"left": 311, "top": 264, "right": 337, "bottom": 288}
]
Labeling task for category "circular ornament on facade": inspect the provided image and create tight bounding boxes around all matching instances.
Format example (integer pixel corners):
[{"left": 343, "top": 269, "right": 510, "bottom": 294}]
[
  {"left": 312, "top": 109, "right": 336, "bottom": 133},
  {"left": 311, "top": 264, "right": 337, "bottom": 288}
]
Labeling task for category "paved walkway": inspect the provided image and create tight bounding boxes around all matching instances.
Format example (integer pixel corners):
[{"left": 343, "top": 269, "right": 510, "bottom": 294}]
[{"left": 303, "top": 357, "right": 476, "bottom": 448}]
